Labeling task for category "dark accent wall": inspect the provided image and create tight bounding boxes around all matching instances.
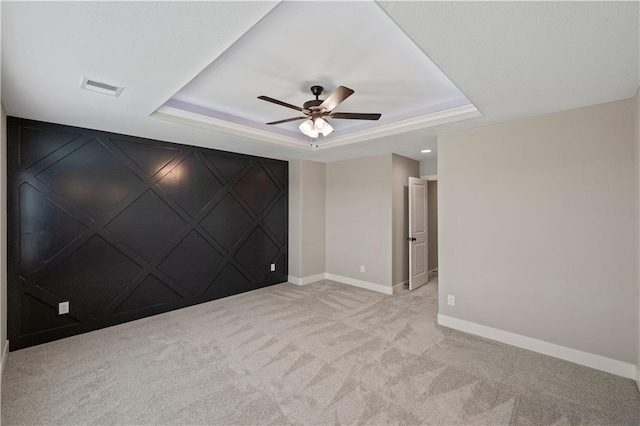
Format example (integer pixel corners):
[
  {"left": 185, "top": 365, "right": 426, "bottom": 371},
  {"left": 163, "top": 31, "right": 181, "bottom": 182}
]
[{"left": 7, "top": 117, "right": 288, "bottom": 350}]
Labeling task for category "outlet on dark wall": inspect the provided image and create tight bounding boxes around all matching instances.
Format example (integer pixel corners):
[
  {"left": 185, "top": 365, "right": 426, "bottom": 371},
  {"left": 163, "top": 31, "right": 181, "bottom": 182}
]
[{"left": 7, "top": 117, "right": 288, "bottom": 350}]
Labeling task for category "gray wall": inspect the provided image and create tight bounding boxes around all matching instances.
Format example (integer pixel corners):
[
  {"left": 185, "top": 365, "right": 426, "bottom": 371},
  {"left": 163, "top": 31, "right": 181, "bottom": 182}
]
[
  {"left": 391, "top": 154, "right": 420, "bottom": 286},
  {"left": 420, "top": 158, "right": 437, "bottom": 176},
  {"left": 326, "top": 154, "right": 393, "bottom": 287},
  {"left": 288, "top": 161, "right": 302, "bottom": 278},
  {"left": 300, "top": 161, "right": 326, "bottom": 277},
  {"left": 439, "top": 98, "right": 637, "bottom": 363},
  {"left": 428, "top": 180, "right": 438, "bottom": 271},
  {"left": 288, "top": 160, "right": 326, "bottom": 279}
]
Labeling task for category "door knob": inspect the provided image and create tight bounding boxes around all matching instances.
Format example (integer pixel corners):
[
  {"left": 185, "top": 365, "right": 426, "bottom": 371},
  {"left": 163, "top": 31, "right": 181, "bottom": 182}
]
[{"left": 407, "top": 237, "right": 416, "bottom": 242}]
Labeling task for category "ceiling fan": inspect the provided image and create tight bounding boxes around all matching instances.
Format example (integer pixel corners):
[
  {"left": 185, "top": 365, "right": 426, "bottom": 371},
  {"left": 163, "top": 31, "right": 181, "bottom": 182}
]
[{"left": 258, "top": 85, "right": 381, "bottom": 138}]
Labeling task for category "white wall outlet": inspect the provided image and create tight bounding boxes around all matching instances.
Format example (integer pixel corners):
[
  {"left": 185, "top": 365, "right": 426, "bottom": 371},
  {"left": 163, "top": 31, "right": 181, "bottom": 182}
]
[
  {"left": 58, "top": 301, "right": 70, "bottom": 315},
  {"left": 270, "top": 263, "right": 276, "bottom": 272},
  {"left": 360, "top": 265, "right": 365, "bottom": 273},
  {"left": 447, "top": 295, "right": 455, "bottom": 306}
]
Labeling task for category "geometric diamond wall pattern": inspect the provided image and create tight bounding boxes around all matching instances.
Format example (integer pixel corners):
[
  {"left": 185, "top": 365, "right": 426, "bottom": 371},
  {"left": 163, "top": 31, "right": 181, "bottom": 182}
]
[
  {"left": 36, "top": 139, "right": 143, "bottom": 220},
  {"left": 234, "top": 163, "right": 281, "bottom": 215},
  {"left": 19, "top": 183, "right": 87, "bottom": 275},
  {"left": 37, "top": 235, "right": 143, "bottom": 318},
  {"left": 106, "top": 190, "right": 186, "bottom": 261},
  {"left": 157, "top": 153, "right": 224, "bottom": 218},
  {"left": 200, "top": 193, "right": 253, "bottom": 251},
  {"left": 157, "top": 230, "right": 225, "bottom": 296},
  {"left": 7, "top": 117, "right": 288, "bottom": 350}
]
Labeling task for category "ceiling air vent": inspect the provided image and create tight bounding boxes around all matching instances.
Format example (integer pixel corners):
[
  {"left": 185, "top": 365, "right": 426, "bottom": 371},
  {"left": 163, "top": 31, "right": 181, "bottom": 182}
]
[{"left": 80, "top": 77, "right": 124, "bottom": 97}]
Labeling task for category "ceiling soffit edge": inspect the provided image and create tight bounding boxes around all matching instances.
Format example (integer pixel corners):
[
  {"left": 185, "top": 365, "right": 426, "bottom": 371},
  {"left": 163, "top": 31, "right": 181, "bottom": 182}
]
[{"left": 150, "top": 103, "right": 482, "bottom": 152}]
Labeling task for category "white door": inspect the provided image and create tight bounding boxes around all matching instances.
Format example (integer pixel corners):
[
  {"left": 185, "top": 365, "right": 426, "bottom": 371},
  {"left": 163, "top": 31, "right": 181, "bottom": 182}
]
[{"left": 408, "top": 177, "right": 428, "bottom": 290}]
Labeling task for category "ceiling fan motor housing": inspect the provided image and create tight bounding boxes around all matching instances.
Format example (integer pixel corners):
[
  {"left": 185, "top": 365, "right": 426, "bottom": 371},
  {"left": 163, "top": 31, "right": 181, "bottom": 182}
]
[{"left": 303, "top": 99, "right": 323, "bottom": 110}]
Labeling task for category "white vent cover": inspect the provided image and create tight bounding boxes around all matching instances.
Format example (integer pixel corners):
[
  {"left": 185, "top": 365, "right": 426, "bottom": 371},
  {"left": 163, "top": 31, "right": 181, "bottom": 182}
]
[{"left": 80, "top": 77, "right": 124, "bottom": 97}]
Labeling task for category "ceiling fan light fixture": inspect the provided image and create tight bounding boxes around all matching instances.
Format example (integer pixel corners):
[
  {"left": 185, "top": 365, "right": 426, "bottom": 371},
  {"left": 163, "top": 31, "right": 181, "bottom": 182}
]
[
  {"left": 315, "top": 117, "right": 334, "bottom": 136},
  {"left": 299, "top": 119, "right": 319, "bottom": 138}
]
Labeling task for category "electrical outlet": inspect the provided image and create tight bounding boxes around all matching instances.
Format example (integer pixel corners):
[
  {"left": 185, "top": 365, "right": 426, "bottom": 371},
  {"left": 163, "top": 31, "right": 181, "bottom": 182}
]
[
  {"left": 58, "top": 301, "right": 70, "bottom": 315},
  {"left": 270, "top": 263, "right": 276, "bottom": 272},
  {"left": 447, "top": 295, "right": 455, "bottom": 306},
  {"left": 360, "top": 265, "right": 365, "bottom": 273}
]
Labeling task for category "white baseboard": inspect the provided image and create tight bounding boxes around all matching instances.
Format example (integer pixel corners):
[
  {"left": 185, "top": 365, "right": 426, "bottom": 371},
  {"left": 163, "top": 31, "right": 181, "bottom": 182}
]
[
  {"left": 1, "top": 340, "right": 9, "bottom": 380},
  {"left": 325, "top": 273, "right": 393, "bottom": 295},
  {"left": 392, "top": 281, "right": 407, "bottom": 294},
  {"left": 290, "top": 272, "right": 395, "bottom": 295},
  {"left": 288, "top": 275, "right": 300, "bottom": 285},
  {"left": 288, "top": 273, "right": 325, "bottom": 286},
  {"left": 437, "top": 314, "right": 637, "bottom": 380}
]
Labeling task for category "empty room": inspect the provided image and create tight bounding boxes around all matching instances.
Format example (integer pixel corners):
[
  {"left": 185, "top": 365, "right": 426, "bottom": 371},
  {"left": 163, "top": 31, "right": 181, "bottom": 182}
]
[{"left": 1, "top": 1, "right": 639, "bottom": 425}]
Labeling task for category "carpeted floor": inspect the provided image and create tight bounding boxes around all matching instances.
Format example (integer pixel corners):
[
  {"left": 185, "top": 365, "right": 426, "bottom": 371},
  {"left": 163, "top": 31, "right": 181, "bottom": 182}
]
[{"left": 2, "top": 278, "right": 639, "bottom": 425}]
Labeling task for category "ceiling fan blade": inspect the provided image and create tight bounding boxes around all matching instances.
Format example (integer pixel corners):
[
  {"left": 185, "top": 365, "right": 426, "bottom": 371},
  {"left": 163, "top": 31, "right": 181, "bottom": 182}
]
[
  {"left": 258, "top": 96, "right": 305, "bottom": 112},
  {"left": 319, "top": 86, "right": 354, "bottom": 111},
  {"left": 329, "top": 112, "right": 382, "bottom": 120},
  {"left": 266, "top": 116, "right": 308, "bottom": 125}
]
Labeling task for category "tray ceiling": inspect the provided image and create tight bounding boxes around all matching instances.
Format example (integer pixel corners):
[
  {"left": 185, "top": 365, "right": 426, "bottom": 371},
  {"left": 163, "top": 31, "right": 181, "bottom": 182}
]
[{"left": 153, "top": 1, "right": 480, "bottom": 151}]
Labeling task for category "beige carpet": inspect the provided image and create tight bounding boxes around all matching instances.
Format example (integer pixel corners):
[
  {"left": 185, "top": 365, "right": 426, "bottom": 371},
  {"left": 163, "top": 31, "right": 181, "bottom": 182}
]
[{"left": 2, "top": 278, "right": 639, "bottom": 425}]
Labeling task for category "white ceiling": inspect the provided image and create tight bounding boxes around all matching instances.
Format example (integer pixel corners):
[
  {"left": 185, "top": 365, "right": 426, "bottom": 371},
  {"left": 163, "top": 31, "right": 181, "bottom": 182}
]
[{"left": 2, "top": 1, "right": 638, "bottom": 163}]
